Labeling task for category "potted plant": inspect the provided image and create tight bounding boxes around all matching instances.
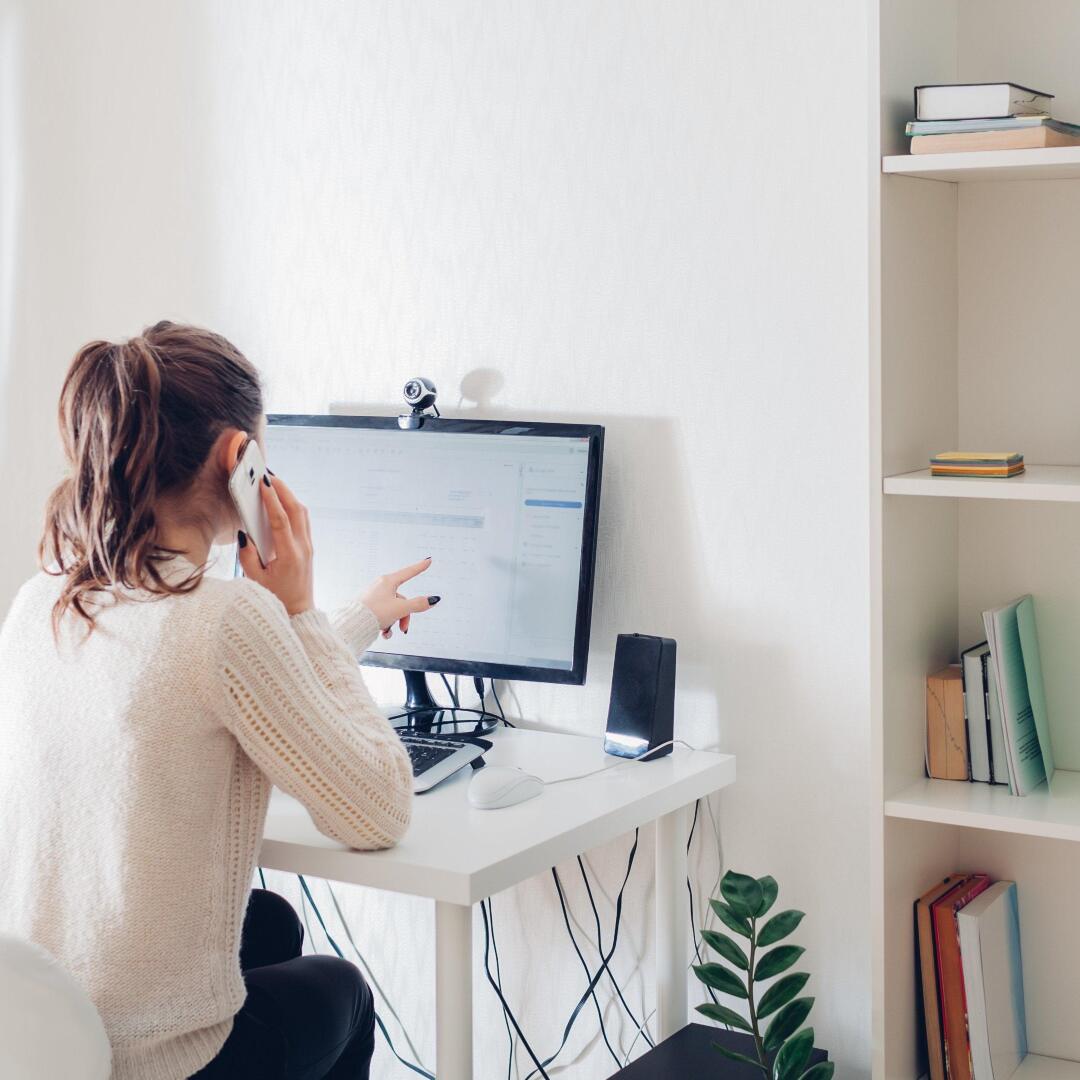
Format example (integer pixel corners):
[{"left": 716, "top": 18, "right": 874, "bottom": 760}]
[{"left": 693, "top": 871, "right": 834, "bottom": 1079}]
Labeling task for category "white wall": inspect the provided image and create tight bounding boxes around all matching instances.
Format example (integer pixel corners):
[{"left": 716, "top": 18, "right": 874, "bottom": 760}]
[{"left": 0, "top": 1, "right": 872, "bottom": 1075}]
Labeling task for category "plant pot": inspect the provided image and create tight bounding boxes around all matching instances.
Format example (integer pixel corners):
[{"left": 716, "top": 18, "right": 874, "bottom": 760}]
[{"left": 607, "top": 1024, "right": 829, "bottom": 1078}]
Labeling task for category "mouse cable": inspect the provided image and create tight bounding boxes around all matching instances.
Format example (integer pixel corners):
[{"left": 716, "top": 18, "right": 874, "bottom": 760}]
[
  {"left": 480, "top": 898, "right": 551, "bottom": 1079},
  {"left": 522, "top": 828, "right": 640, "bottom": 1080},
  {"left": 551, "top": 866, "right": 623, "bottom": 1069},
  {"left": 324, "top": 880, "right": 430, "bottom": 1074},
  {"left": 622, "top": 1007, "right": 657, "bottom": 1067},
  {"left": 486, "top": 896, "right": 517, "bottom": 1080},
  {"left": 297, "top": 875, "right": 435, "bottom": 1080},
  {"left": 542, "top": 739, "right": 701, "bottom": 787},
  {"left": 576, "top": 854, "right": 654, "bottom": 1049}
]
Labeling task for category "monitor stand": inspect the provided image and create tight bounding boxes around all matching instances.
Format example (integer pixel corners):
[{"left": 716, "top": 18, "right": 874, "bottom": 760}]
[{"left": 401, "top": 669, "right": 441, "bottom": 732}]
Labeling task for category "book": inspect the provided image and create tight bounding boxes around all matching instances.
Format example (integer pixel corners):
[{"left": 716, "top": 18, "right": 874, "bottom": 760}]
[
  {"left": 984, "top": 652, "right": 1009, "bottom": 788},
  {"left": 962, "top": 643, "right": 993, "bottom": 784},
  {"left": 926, "top": 666, "right": 969, "bottom": 781},
  {"left": 958, "top": 881, "right": 1027, "bottom": 1080},
  {"left": 911, "top": 121, "right": 1080, "bottom": 155},
  {"left": 915, "top": 83, "right": 1053, "bottom": 122},
  {"left": 907, "top": 117, "right": 1056, "bottom": 136},
  {"left": 983, "top": 596, "right": 1054, "bottom": 796},
  {"left": 934, "top": 875, "right": 992, "bottom": 1080},
  {"left": 917, "top": 875, "right": 970, "bottom": 1080},
  {"left": 931, "top": 452, "right": 1024, "bottom": 479}
]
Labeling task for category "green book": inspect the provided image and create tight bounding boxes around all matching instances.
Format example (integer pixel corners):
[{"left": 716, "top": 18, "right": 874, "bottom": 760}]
[{"left": 983, "top": 595, "right": 1054, "bottom": 797}]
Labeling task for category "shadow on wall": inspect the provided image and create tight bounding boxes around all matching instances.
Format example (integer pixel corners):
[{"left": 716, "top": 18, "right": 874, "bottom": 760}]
[{"left": 330, "top": 376, "right": 787, "bottom": 752}]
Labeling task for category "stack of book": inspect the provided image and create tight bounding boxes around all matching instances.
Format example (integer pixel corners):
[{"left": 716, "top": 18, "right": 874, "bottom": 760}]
[
  {"left": 930, "top": 451, "right": 1024, "bottom": 478},
  {"left": 917, "top": 875, "right": 1027, "bottom": 1080},
  {"left": 908, "top": 82, "right": 1080, "bottom": 154},
  {"left": 925, "top": 596, "right": 1054, "bottom": 796}
]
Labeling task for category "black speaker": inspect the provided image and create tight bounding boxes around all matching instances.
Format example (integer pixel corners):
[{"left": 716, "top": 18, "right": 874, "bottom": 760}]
[{"left": 603, "top": 633, "right": 676, "bottom": 759}]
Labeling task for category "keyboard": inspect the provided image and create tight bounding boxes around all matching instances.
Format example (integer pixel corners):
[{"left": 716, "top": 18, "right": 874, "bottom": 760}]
[{"left": 399, "top": 733, "right": 486, "bottom": 793}]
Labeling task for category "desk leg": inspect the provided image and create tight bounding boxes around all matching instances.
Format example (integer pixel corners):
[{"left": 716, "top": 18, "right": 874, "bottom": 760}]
[
  {"left": 656, "top": 804, "right": 690, "bottom": 1041},
  {"left": 435, "top": 899, "right": 473, "bottom": 1080}
]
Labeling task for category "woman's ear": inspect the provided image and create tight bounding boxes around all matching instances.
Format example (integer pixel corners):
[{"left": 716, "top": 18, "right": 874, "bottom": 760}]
[{"left": 218, "top": 429, "right": 249, "bottom": 473}]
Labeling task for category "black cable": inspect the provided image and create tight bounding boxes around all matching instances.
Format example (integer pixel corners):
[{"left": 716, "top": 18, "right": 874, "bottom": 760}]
[
  {"left": 487, "top": 896, "right": 516, "bottom": 1080},
  {"left": 440, "top": 672, "right": 460, "bottom": 709},
  {"left": 551, "top": 868, "right": 622, "bottom": 1069},
  {"left": 258, "top": 866, "right": 267, "bottom": 890},
  {"left": 296, "top": 876, "right": 435, "bottom": 1080},
  {"left": 523, "top": 829, "right": 641, "bottom": 1079},
  {"left": 685, "top": 800, "right": 720, "bottom": 1006},
  {"left": 480, "top": 899, "right": 550, "bottom": 1079},
  {"left": 576, "top": 855, "right": 654, "bottom": 1048},
  {"left": 490, "top": 680, "right": 514, "bottom": 727},
  {"left": 389, "top": 705, "right": 500, "bottom": 735}
]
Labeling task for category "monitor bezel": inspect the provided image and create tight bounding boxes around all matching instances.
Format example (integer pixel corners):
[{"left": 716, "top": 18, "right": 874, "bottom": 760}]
[{"left": 265, "top": 413, "right": 604, "bottom": 686}]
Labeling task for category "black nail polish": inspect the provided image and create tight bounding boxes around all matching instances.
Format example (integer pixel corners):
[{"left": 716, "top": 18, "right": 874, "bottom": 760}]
[
  {"left": 263, "top": 474, "right": 271, "bottom": 487},
  {"left": 428, "top": 595, "right": 441, "bottom": 605},
  {"left": 237, "top": 531, "right": 247, "bottom": 548},
  {"left": 267, "top": 468, "right": 275, "bottom": 476}
]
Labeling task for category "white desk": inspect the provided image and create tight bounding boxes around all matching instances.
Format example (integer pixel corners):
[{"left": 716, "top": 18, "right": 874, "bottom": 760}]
[{"left": 260, "top": 728, "right": 735, "bottom": 1080}]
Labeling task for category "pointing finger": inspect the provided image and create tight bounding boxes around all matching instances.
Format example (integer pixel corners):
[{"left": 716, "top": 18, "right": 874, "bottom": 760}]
[{"left": 390, "top": 557, "right": 433, "bottom": 587}]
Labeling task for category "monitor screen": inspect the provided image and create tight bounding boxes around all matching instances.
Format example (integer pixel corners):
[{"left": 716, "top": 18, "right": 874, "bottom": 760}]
[{"left": 264, "top": 415, "right": 603, "bottom": 684}]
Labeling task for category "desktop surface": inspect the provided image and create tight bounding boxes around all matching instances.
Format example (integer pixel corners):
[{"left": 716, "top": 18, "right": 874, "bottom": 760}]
[
  {"left": 264, "top": 415, "right": 603, "bottom": 684},
  {"left": 260, "top": 727, "right": 735, "bottom": 905}
]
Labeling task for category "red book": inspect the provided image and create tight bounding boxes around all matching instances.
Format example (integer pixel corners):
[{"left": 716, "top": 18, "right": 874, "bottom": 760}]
[{"left": 933, "top": 873, "right": 990, "bottom": 1080}]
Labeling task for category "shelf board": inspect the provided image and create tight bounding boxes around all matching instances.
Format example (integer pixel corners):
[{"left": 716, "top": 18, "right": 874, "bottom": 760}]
[
  {"left": 883, "top": 147, "right": 1080, "bottom": 182},
  {"left": 883, "top": 465, "right": 1080, "bottom": 502},
  {"left": 1017, "top": 1056, "right": 1080, "bottom": 1079},
  {"left": 885, "top": 770, "right": 1080, "bottom": 842}
]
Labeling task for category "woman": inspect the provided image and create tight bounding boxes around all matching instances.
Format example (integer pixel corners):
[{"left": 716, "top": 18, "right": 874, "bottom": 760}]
[{"left": 0, "top": 321, "right": 436, "bottom": 1079}]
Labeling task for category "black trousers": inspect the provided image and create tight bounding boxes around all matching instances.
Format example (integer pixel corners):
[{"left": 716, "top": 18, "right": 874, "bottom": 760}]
[{"left": 191, "top": 889, "right": 376, "bottom": 1079}]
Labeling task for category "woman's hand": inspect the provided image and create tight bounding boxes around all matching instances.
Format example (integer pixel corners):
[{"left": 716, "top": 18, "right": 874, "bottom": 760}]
[
  {"left": 237, "top": 474, "right": 315, "bottom": 616},
  {"left": 362, "top": 557, "right": 440, "bottom": 638}
]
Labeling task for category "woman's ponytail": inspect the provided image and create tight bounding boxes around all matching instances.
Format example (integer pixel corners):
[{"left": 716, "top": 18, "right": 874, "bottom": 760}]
[{"left": 40, "top": 322, "right": 263, "bottom": 632}]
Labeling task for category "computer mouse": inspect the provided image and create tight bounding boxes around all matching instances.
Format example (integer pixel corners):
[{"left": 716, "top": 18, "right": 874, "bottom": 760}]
[{"left": 467, "top": 765, "right": 544, "bottom": 809}]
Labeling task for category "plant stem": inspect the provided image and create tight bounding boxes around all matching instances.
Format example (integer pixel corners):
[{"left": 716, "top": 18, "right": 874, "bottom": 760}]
[{"left": 747, "top": 915, "right": 768, "bottom": 1073}]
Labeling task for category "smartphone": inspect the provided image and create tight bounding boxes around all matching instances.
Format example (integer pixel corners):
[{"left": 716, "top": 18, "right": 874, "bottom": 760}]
[{"left": 227, "top": 436, "right": 276, "bottom": 567}]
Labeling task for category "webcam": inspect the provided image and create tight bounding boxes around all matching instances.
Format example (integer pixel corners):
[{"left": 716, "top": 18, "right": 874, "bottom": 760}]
[{"left": 399, "top": 377, "right": 439, "bottom": 429}]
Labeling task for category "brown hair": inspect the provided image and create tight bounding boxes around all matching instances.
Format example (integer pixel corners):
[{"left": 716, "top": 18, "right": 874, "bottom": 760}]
[{"left": 40, "top": 320, "right": 263, "bottom": 631}]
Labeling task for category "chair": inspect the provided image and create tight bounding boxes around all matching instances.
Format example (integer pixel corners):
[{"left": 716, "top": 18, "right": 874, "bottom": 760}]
[{"left": 0, "top": 934, "right": 110, "bottom": 1079}]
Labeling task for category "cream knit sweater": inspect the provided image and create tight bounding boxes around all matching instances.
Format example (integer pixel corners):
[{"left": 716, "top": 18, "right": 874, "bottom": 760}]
[{"left": 0, "top": 562, "right": 413, "bottom": 1080}]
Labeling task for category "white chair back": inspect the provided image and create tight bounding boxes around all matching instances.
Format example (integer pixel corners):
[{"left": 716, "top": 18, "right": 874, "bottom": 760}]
[{"left": 0, "top": 935, "right": 111, "bottom": 1079}]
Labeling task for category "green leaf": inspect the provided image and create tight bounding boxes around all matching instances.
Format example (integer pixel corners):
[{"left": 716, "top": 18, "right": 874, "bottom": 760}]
[
  {"left": 693, "top": 963, "right": 749, "bottom": 999},
  {"left": 710, "top": 898, "right": 752, "bottom": 939},
  {"left": 758, "top": 972, "right": 810, "bottom": 1018},
  {"left": 763, "top": 998, "right": 815, "bottom": 1053},
  {"left": 696, "top": 1001, "right": 753, "bottom": 1033},
  {"left": 799, "top": 1064, "right": 834, "bottom": 1080},
  {"left": 773, "top": 1027, "right": 814, "bottom": 1080},
  {"left": 702, "top": 929, "right": 749, "bottom": 970},
  {"left": 757, "top": 875, "right": 779, "bottom": 916},
  {"left": 755, "top": 944, "right": 806, "bottom": 981},
  {"left": 721, "top": 871, "right": 764, "bottom": 920},
  {"left": 759, "top": 910, "right": 805, "bottom": 947},
  {"left": 712, "top": 1042, "right": 769, "bottom": 1073}
]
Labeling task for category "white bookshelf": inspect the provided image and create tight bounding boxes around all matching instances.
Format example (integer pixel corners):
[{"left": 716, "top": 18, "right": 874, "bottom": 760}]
[
  {"left": 883, "top": 147, "right": 1080, "bottom": 182},
  {"left": 873, "top": 1, "right": 1080, "bottom": 1075},
  {"left": 886, "top": 771, "right": 1080, "bottom": 843},
  {"left": 884, "top": 465, "right": 1080, "bottom": 502}
]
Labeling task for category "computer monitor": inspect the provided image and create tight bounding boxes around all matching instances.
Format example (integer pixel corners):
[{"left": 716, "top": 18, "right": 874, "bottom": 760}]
[{"left": 264, "top": 415, "right": 604, "bottom": 697}]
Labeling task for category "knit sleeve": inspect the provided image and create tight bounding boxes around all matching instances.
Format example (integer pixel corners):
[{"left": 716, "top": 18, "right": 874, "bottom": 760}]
[{"left": 214, "top": 581, "right": 413, "bottom": 850}]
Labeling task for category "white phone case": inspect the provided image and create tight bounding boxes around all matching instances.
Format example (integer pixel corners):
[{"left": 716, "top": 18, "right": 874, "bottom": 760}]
[{"left": 227, "top": 439, "right": 276, "bottom": 566}]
